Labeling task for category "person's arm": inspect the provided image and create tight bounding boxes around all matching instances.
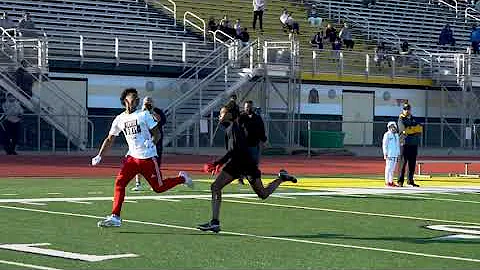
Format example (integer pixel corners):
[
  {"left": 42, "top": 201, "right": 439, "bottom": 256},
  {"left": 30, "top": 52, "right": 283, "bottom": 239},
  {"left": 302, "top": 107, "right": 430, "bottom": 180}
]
[
  {"left": 150, "top": 125, "right": 160, "bottom": 144},
  {"left": 258, "top": 116, "right": 267, "bottom": 143},
  {"left": 144, "top": 112, "right": 159, "bottom": 143},
  {"left": 382, "top": 133, "right": 388, "bottom": 159},
  {"left": 97, "top": 134, "right": 116, "bottom": 158}
]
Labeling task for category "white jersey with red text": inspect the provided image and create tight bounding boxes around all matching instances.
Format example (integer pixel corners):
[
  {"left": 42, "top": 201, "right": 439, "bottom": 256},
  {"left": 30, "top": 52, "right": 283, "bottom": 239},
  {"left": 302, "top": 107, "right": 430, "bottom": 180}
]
[{"left": 109, "top": 110, "right": 158, "bottom": 159}]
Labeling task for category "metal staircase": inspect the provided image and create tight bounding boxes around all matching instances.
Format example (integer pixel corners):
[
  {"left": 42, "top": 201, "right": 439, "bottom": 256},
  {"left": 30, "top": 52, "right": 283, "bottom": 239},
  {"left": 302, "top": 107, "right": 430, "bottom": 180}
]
[
  {"left": 163, "top": 40, "right": 261, "bottom": 147},
  {"left": 0, "top": 28, "right": 89, "bottom": 150}
]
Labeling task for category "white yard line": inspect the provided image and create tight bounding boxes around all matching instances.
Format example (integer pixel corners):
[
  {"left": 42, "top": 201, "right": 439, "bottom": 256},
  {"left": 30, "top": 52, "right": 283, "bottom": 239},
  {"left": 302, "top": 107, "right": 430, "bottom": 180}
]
[
  {"left": 219, "top": 199, "right": 480, "bottom": 226},
  {"left": 0, "top": 205, "right": 479, "bottom": 263},
  {"left": 1, "top": 194, "right": 18, "bottom": 196},
  {"left": 20, "top": 202, "right": 47, "bottom": 206},
  {"left": 66, "top": 201, "right": 92, "bottom": 205},
  {"left": 124, "top": 200, "right": 138, "bottom": 203},
  {"left": 0, "top": 259, "right": 63, "bottom": 270},
  {"left": 380, "top": 194, "right": 480, "bottom": 204},
  {"left": 47, "top": 193, "right": 62, "bottom": 195},
  {"left": 152, "top": 198, "right": 181, "bottom": 202},
  {"left": 1, "top": 186, "right": 479, "bottom": 204}
]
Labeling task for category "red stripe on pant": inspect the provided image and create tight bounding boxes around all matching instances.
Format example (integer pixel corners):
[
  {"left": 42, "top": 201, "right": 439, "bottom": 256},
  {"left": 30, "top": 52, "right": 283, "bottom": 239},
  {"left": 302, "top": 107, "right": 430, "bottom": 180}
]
[{"left": 112, "top": 155, "right": 185, "bottom": 216}]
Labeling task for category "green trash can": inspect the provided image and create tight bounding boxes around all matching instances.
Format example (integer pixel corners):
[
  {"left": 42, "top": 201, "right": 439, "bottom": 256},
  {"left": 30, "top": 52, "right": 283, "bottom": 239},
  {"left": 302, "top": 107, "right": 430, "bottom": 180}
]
[{"left": 301, "top": 131, "right": 345, "bottom": 148}]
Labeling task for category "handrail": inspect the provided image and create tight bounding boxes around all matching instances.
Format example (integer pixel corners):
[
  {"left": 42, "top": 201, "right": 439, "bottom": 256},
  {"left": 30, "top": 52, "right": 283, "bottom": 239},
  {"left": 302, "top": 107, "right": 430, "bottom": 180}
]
[
  {"left": 184, "top": 11, "right": 206, "bottom": 42},
  {"left": 438, "top": 0, "right": 458, "bottom": 17},
  {"left": 465, "top": 7, "right": 480, "bottom": 23},
  {"left": 146, "top": 0, "right": 177, "bottom": 26},
  {"left": 208, "top": 30, "right": 235, "bottom": 48},
  {"left": 177, "top": 45, "right": 224, "bottom": 80},
  {"left": 164, "top": 46, "right": 228, "bottom": 114}
]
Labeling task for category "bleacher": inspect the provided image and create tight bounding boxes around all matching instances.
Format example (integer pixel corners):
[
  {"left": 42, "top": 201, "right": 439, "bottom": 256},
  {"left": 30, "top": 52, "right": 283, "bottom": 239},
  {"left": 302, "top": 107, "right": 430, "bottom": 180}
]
[
  {"left": 307, "top": 0, "right": 473, "bottom": 55},
  {"left": 2, "top": 0, "right": 214, "bottom": 70}
]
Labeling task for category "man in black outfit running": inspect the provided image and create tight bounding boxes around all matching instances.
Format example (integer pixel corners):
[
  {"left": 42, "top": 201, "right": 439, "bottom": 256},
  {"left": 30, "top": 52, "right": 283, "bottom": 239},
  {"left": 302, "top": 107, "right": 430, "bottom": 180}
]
[
  {"left": 397, "top": 103, "right": 422, "bottom": 187},
  {"left": 197, "top": 101, "right": 297, "bottom": 233}
]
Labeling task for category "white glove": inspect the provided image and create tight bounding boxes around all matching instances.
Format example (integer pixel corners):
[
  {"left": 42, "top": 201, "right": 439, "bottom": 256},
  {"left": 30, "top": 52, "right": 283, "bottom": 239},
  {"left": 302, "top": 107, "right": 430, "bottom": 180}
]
[{"left": 91, "top": 155, "right": 102, "bottom": 166}]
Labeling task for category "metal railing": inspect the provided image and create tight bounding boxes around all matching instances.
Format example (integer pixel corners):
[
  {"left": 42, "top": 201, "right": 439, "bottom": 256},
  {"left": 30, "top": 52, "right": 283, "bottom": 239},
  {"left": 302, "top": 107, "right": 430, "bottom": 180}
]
[
  {"left": 183, "top": 11, "right": 206, "bottom": 42},
  {"left": 208, "top": 29, "right": 235, "bottom": 48},
  {"left": 305, "top": 49, "right": 433, "bottom": 79},
  {"left": 465, "top": 7, "right": 480, "bottom": 23},
  {"left": 144, "top": 0, "right": 177, "bottom": 26},
  {"left": 437, "top": 0, "right": 459, "bottom": 17},
  {"left": 26, "top": 116, "right": 475, "bottom": 152}
]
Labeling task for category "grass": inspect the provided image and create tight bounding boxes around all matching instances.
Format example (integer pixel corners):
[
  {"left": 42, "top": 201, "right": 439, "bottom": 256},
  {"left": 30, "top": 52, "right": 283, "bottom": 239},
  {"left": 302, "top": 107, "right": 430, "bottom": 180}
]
[{"left": 0, "top": 176, "right": 479, "bottom": 269}]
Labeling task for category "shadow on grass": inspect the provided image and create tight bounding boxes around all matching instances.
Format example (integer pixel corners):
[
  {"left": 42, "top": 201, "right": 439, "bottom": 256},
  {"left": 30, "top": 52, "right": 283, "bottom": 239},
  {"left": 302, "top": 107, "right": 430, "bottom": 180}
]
[{"left": 271, "top": 233, "right": 480, "bottom": 244}]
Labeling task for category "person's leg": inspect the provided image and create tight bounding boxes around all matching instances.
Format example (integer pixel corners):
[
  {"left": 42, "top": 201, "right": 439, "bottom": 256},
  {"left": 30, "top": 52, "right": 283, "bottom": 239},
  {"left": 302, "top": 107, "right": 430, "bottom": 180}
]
[
  {"left": 398, "top": 145, "right": 407, "bottom": 186},
  {"left": 198, "top": 170, "right": 236, "bottom": 232},
  {"left": 407, "top": 145, "right": 419, "bottom": 185},
  {"left": 3, "top": 121, "right": 12, "bottom": 154},
  {"left": 211, "top": 170, "right": 235, "bottom": 221},
  {"left": 384, "top": 159, "right": 390, "bottom": 185},
  {"left": 253, "top": 11, "right": 258, "bottom": 30},
  {"left": 259, "top": 10, "right": 263, "bottom": 31},
  {"left": 112, "top": 156, "right": 140, "bottom": 216},
  {"left": 10, "top": 122, "right": 19, "bottom": 154},
  {"left": 141, "top": 157, "right": 185, "bottom": 193}
]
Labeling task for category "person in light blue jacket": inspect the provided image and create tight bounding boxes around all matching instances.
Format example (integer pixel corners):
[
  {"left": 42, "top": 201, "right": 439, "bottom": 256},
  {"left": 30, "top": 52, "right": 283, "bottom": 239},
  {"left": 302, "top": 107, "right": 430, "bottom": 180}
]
[{"left": 382, "top": 121, "right": 400, "bottom": 187}]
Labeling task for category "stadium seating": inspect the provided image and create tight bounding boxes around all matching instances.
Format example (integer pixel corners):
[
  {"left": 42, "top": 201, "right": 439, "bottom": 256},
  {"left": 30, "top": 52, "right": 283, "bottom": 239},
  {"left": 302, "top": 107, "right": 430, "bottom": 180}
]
[{"left": 1, "top": 0, "right": 214, "bottom": 68}]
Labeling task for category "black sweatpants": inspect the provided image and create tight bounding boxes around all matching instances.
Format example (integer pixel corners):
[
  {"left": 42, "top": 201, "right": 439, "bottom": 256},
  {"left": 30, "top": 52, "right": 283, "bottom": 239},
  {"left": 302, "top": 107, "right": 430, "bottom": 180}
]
[
  {"left": 253, "top": 10, "right": 263, "bottom": 30},
  {"left": 398, "top": 144, "right": 418, "bottom": 185}
]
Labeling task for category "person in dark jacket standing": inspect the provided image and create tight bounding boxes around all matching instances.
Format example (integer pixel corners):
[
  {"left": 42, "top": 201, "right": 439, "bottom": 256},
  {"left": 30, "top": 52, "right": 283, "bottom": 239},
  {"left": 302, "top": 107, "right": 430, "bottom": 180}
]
[
  {"left": 14, "top": 60, "right": 34, "bottom": 98},
  {"left": 238, "top": 100, "right": 267, "bottom": 185},
  {"left": 397, "top": 103, "right": 422, "bottom": 187}
]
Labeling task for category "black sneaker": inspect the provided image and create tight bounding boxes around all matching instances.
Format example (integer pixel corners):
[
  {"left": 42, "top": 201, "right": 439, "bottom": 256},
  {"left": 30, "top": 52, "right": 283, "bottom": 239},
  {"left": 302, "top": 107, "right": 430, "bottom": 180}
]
[
  {"left": 407, "top": 182, "right": 420, "bottom": 187},
  {"left": 397, "top": 181, "right": 404, "bottom": 187},
  {"left": 279, "top": 169, "right": 297, "bottom": 183},
  {"left": 238, "top": 178, "right": 245, "bottom": 185},
  {"left": 197, "top": 221, "right": 221, "bottom": 233}
]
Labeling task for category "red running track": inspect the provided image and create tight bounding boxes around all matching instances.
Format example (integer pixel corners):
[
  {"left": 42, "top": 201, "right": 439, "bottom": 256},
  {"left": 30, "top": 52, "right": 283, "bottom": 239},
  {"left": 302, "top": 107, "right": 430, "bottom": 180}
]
[{"left": 1, "top": 154, "right": 480, "bottom": 178}]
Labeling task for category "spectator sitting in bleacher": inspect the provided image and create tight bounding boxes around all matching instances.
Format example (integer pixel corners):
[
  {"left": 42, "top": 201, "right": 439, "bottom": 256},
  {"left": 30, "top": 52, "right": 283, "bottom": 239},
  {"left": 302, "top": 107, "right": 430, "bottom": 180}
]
[
  {"left": 307, "top": 5, "right": 322, "bottom": 27},
  {"left": 285, "top": 12, "right": 300, "bottom": 36},
  {"left": 325, "top": 23, "right": 337, "bottom": 46},
  {"left": 208, "top": 17, "right": 218, "bottom": 32},
  {"left": 471, "top": 25, "right": 480, "bottom": 54},
  {"left": 234, "top": 19, "right": 242, "bottom": 38},
  {"left": 331, "top": 37, "right": 342, "bottom": 61},
  {"left": 339, "top": 23, "right": 354, "bottom": 50},
  {"left": 17, "top": 12, "right": 37, "bottom": 37},
  {"left": 239, "top": 28, "right": 250, "bottom": 47},
  {"left": 374, "top": 42, "right": 390, "bottom": 70},
  {"left": 438, "top": 24, "right": 455, "bottom": 48},
  {"left": 310, "top": 31, "right": 324, "bottom": 49},
  {"left": 399, "top": 40, "right": 411, "bottom": 66},
  {"left": 0, "top": 12, "right": 15, "bottom": 35},
  {"left": 220, "top": 15, "right": 230, "bottom": 28},
  {"left": 218, "top": 20, "right": 235, "bottom": 40}
]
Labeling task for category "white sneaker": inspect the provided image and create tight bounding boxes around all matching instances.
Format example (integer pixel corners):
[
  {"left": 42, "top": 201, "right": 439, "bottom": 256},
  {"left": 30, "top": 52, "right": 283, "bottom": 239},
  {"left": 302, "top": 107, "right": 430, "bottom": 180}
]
[
  {"left": 131, "top": 184, "right": 143, "bottom": 191},
  {"left": 179, "top": 171, "right": 194, "bottom": 188},
  {"left": 97, "top": 214, "right": 122, "bottom": 227}
]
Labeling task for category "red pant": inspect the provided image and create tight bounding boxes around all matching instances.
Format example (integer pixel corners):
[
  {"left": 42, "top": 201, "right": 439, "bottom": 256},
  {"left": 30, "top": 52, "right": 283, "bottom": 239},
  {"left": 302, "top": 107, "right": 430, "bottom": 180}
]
[{"left": 112, "top": 155, "right": 185, "bottom": 216}]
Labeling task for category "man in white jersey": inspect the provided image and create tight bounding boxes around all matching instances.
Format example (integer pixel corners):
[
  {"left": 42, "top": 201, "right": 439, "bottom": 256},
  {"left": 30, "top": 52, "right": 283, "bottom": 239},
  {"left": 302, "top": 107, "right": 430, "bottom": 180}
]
[{"left": 91, "top": 88, "right": 193, "bottom": 227}]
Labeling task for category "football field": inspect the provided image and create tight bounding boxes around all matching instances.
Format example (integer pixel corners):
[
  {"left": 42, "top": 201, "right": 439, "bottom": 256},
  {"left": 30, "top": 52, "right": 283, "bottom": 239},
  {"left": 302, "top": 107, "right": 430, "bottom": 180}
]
[{"left": 0, "top": 176, "right": 479, "bottom": 269}]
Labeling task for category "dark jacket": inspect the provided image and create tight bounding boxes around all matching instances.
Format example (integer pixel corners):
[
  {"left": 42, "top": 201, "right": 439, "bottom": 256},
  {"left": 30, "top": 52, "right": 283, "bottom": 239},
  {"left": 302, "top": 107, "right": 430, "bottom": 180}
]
[
  {"left": 398, "top": 113, "right": 422, "bottom": 146},
  {"left": 239, "top": 112, "right": 267, "bottom": 147},
  {"left": 215, "top": 121, "right": 251, "bottom": 165},
  {"left": 14, "top": 67, "right": 34, "bottom": 97},
  {"left": 152, "top": 107, "right": 166, "bottom": 140}
]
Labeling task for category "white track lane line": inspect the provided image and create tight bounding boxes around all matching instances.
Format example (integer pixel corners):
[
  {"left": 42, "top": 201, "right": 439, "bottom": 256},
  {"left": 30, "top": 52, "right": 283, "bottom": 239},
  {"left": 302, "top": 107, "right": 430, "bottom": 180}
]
[
  {"left": 0, "top": 205, "right": 479, "bottom": 263},
  {"left": 218, "top": 199, "right": 480, "bottom": 225},
  {"left": 379, "top": 194, "right": 480, "bottom": 204},
  {"left": 0, "top": 259, "right": 63, "bottom": 270}
]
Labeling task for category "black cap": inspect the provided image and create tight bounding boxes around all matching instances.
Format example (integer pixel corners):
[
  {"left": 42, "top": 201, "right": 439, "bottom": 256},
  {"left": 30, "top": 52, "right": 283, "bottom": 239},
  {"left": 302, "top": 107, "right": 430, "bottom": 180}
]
[{"left": 403, "top": 103, "right": 411, "bottom": 110}]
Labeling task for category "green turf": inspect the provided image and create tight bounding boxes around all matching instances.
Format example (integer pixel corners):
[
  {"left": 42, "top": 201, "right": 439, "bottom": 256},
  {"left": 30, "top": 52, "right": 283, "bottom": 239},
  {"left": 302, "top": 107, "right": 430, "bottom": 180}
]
[{"left": 0, "top": 177, "right": 479, "bottom": 269}]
